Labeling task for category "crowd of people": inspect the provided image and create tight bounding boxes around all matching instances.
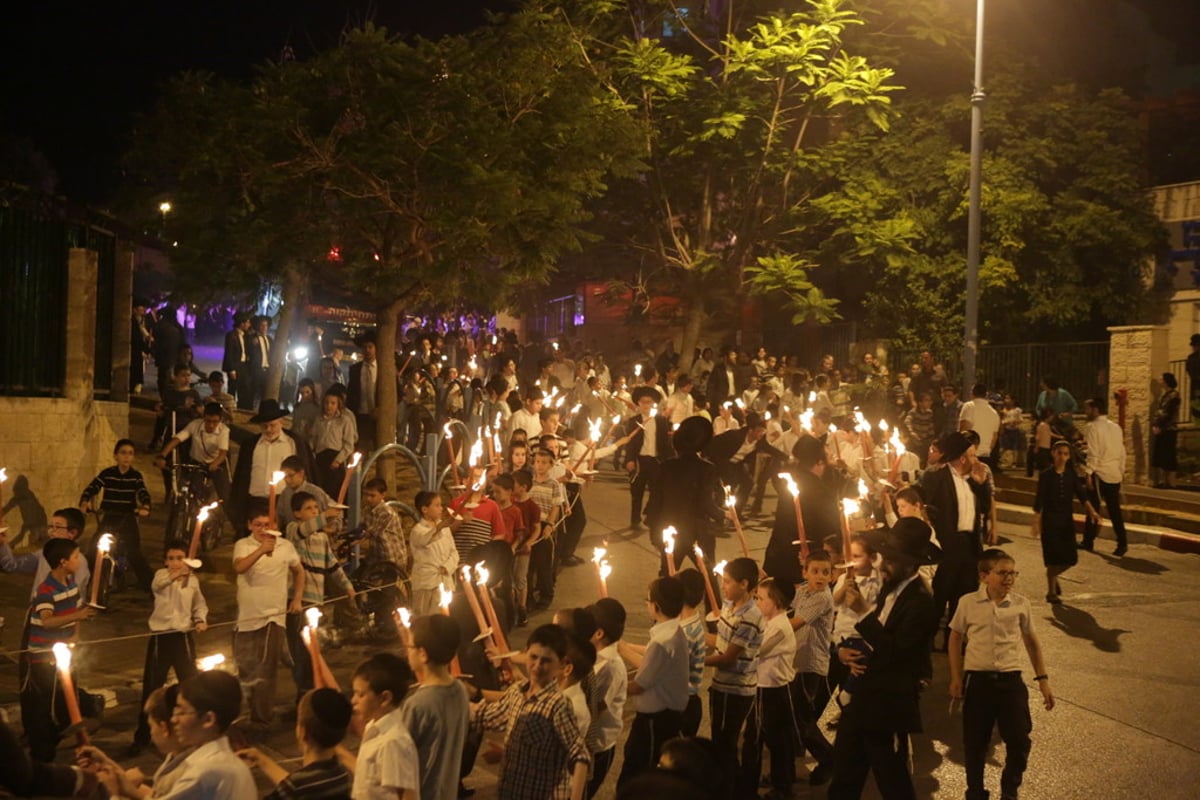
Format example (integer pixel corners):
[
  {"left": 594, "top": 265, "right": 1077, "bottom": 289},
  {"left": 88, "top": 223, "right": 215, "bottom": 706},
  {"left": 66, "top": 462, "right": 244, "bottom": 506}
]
[{"left": 5, "top": 321, "right": 1144, "bottom": 800}]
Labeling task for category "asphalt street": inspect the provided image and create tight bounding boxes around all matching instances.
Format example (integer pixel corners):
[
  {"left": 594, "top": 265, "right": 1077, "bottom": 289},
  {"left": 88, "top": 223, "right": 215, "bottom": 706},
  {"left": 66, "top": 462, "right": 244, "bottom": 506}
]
[{"left": 2, "top": 410, "right": 1198, "bottom": 799}]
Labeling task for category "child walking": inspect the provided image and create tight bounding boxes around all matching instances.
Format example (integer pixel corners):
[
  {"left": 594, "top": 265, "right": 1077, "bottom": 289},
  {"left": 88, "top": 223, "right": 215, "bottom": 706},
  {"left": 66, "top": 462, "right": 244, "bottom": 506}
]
[
  {"left": 738, "top": 577, "right": 797, "bottom": 800},
  {"left": 949, "top": 548, "right": 1055, "bottom": 800},
  {"left": 79, "top": 438, "right": 154, "bottom": 592},
  {"left": 790, "top": 549, "right": 836, "bottom": 786},
  {"left": 1031, "top": 441, "right": 1100, "bottom": 604},
  {"left": 131, "top": 541, "right": 209, "bottom": 756}
]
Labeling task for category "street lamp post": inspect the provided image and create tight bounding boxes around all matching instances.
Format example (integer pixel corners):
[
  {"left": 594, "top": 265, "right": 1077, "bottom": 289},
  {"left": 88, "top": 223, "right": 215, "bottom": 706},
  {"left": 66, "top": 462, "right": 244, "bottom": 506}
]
[
  {"left": 963, "top": 0, "right": 986, "bottom": 393},
  {"left": 158, "top": 201, "right": 172, "bottom": 236}
]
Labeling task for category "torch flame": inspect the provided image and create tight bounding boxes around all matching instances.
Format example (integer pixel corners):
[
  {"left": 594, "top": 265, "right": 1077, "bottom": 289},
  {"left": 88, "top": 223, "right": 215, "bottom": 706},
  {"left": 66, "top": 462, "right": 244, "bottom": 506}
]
[
  {"left": 196, "top": 501, "right": 218, "bottom": 523},
  {"left": 197, "top": 653, "right": 226, "bottom": 671},
  {"left": 800, "top": 409, "right": 814, "bottom": 432},
  {"left": 599, "top": 561, "right": 613, "bottom": 581},
  {"left": 588, "top": 417, "right": 602, "bottom": 442},
  {"left": 857, "top": 478, "right": 869, "bottom": 498},
  {"left": 713, "top": 559, "right": 729, "bottom": 577},
  {"left": 271, "top": 470, "right": 286, "bottom": 487},
  {"left": 842, "top": 498, "right": 861, "bottom": 516},
  {"left": 443, "top": 422, "right": 454, "bottom": 439},
  {"left": 777, "top": 473, "right": 799, "bottom": 498},
  {"left": 879, "top": 419, "right": 890, "bottom": 433},
  {"left": 348, "top": 452, "right": 362, "bottom": 469},
  {"left": 611, "top": 414, "right": 621, "bottom": 426},
  {"left": 97, "top": 532, "right": 115, "bottom": 554},
  {"left": 634, "top": 364, "right": 642, "bottom": 377},
  {"left": 440, "top": 587, "right": 454, "bottom": 610},
  {"left": 0, "top": 467, "right": 7, "bottom": 482},
  {"left": 396, "top": 607, "right": 412, "bottom": 628},
  {"left": 570, "top": 403, "right": 582, "bottom": 416},
  {"left": 808, "top": 391, "right": 816, "bottom": 402},
  {"left": 592, "top": 546, "right": 607, "bottom": 565},
  {"left": 468, "top": 436, "right": 483, "bottom": 467},
  {"left": 735, "top": 399, "right": 745, "bottom": 410},
  {"left": 51, "top": 642, "right": 71, "bottom": 670},
  {"left": 890, "top": 429, "right": 906, "bottom": 456},
  {"left": 663, "top": 526, "right": 677, "bottom": 554},
  {"left": 474, "top": 561, "right": 490, "bottom": 585},
  {"left": 305, "top": 606, "right": 322, "bottom": 629}
]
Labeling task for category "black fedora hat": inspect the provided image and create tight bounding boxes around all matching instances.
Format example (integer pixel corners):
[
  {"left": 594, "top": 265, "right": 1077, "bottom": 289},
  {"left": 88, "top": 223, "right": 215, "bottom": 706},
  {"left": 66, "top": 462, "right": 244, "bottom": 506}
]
[
  {"left": 673, "top": 416, "right": 713, "bottom": 455},
  {"left": 878, "top": 517, "right": 941, "bottom": 565},
  {"left": 250, "top": 399, "right": 289, "bottom": 423}
]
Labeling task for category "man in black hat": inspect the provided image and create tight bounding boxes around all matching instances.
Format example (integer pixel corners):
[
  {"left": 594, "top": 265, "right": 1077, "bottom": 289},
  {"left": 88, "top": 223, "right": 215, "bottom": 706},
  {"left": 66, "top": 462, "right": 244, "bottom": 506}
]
[
  {"left": 645, "top": 416, "right": 725, "bottom": 574},
  {"left": 920, "top": 431, "right": 990, "bottom": 649},
  {"left": 762, "top": 435, "right": 840, "bottom": 585},
  {"left": 624, "top": 386, "right": 668, "bottom": 529},
  {"left": 828, "top": 517, "right": 939, "bottom": 800},
  {"left": 229, "top": 400, "right": 318, "bottom": 532},
  {"left": 224, "top": 312, "right": 253, "bottom": 409},
  {"left": 1187, "top": 333, "right": 1200, "bottom": 421}
]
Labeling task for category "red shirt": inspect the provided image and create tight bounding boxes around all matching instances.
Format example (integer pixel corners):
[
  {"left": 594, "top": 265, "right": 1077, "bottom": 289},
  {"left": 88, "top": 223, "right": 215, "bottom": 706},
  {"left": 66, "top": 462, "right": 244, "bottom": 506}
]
[
  {"left": 497, "top": 503, "right": 525, "bottom": 545},
  {"left": 449, "top": 493, "right": 505, "bottom": 539}
]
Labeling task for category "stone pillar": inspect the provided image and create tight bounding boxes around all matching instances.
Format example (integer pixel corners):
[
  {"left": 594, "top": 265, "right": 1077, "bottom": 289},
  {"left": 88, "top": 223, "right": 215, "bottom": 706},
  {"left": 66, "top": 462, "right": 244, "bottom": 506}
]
[
  {"left": 66, "top": 248, "right": 99, "bottom": 403},
  {"left": 1108, "top": 325, "right": 1169, "bottom": 485},
  {"left": 109, "top": 244, "right": 134, "bottom": 403}
]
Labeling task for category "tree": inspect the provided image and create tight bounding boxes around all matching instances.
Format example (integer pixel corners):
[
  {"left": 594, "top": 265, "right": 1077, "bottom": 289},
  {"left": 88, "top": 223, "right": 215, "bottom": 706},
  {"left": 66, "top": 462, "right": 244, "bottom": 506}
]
[
  {"left": 844, "top": 72, "right": 1167, "bottom": 354},
  {"left": 567, "top": 0, "right": 911, "bottom": 371}
]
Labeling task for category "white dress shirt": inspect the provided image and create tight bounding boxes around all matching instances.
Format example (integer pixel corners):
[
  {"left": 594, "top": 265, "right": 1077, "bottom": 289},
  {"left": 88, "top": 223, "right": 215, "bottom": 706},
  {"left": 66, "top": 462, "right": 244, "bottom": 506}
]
[
  {"left": 353, "top": 707, "right": 421, "bottom": 800},
  {"left": 148, "top": 568, "right": 208, "bottom": 632},
  {"left": 949, "top": 586, "right": 1033, "bottom": 672},
  {"left": 588, "top": 642, "right": 628, "bottom": 754},
  {"left": 960, "top": 398, "right": 1000, "bottom": 456},
  {"left": 950, "top": 467, "right": 976, "bottom": 532},
  {"left": 632, "top": 617, "right": 690, "bottom": 713},
  {"left": 639, "top": 416, "right": 659, "bottom": 458},
  {"left": 360, "top": 360, "right": 377, "bottom": 414},
  {"left": 1084, "top": 415, "right": 1126, "bottom": 484},
  {"left": 248, "top": 434, "right": 297, "bottom": 497},
  {"left": 159, "top": 736, "right": 256, "bottom": 799}
]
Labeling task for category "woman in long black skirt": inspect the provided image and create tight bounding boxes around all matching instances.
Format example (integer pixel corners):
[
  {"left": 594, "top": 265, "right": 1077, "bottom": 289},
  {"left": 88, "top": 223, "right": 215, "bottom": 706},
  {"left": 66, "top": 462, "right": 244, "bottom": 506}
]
[
  {"left": 1152, "top": 372, "right": 1181, "bottom": 488},
  {"left": 1031, "top": 441, "right": 1100, "bottom": 604}
]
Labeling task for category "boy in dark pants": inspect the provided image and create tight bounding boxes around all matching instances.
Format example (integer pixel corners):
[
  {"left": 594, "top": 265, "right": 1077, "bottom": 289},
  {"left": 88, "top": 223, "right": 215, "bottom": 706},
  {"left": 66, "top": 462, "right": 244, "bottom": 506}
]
[
  {"left": 131, "top": 541, "right": 208, "bottom": 755},
  {"left": 949, "top": 548, "right": 1055, "bottom": 800},
  {"left": 704, "top": 557, "right": 763, "bottom": 796},
  {"left": 21, "top": 538, "right": 96, "bottom": 762}
]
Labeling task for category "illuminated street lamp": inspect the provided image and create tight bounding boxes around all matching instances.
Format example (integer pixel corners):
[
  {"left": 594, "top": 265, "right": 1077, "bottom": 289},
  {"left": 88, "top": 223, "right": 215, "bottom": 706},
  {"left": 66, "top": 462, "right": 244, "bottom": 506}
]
[{"left": 962, "top": 0, "right": 986, "bottom": 392}]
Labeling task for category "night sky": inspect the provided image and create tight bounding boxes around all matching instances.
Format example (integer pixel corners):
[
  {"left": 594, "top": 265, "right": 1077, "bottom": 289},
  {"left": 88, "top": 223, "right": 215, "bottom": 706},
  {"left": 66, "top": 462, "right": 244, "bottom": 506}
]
[{"left": 1, "top": 0, "right": 1195, "bottom": 206}]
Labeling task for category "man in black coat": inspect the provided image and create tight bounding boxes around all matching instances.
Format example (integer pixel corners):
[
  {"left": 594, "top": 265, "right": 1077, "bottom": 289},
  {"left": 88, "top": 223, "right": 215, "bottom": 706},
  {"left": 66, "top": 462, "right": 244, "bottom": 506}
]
[
  {"left": 244, "top": 315, "right": 273, "bottom": 411},
  {"left": 151, "top": 303, "right": 184, "bottom": 397},
  {"left": 763, "top": 435, "right": 841, "bottom": 584},
  {"left": 223, "top": 312, "right": 252, "bottom": 409},
  {"left": 828, "top": 517, "right": 940, "bottom": 799},
  {"left": 645, "top": 416, "right": 725, "bottom": 576},
  {"left": 919, "top": 431, "right": 991, "bottom": 647},
  {"left": 346, "top": 331, "right": 379, "bottom": 453},
  {"left": 705, "top": 346, "right": 748, "bottom": 407},
  {"left": 229, "top": 399, "right": 319, "bottom": 533},
  {"left": 703, "top": 412, "right": 785, "bottom": 509},
  {"left": 624, "top": 386, "right": 668, "bottom": 529}
]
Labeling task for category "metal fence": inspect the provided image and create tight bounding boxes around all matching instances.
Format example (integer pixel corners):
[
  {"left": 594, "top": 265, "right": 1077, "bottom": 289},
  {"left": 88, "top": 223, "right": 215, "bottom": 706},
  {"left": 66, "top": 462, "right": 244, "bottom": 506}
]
[{"left": 889, "top": 341, "right": 1111, "bottom": 409}]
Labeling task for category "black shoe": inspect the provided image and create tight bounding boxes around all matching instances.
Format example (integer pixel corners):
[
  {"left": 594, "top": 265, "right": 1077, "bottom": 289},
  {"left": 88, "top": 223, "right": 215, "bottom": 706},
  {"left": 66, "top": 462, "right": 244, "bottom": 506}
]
[
  {"left": 516, "top": 608, "right": 528, "bottom": 627},
  {"left": 560, "top": 555, "right": 585, "bottom": 567},
  {"left": 1077, "top": 541, "right": 1093, "bottom": 551},
  {"left": 1113, "top": 546, "right": 1128, "bottom": 557},
  {"left": 809, "top": 762, "right": 833, "bottom": 786},
  {"left": 1046, "top": 593, "right": 1062, "bottom": 605}
]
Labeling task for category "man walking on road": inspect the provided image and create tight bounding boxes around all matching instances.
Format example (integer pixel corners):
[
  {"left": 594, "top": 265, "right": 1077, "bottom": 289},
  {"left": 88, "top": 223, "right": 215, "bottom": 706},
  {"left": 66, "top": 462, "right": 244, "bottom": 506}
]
[
  {"left": 960, "top": 383, "right": 1000, "bottom": 470},
  {"left": 1082, "top": 398, "right": 1129, "bottom": 557}
]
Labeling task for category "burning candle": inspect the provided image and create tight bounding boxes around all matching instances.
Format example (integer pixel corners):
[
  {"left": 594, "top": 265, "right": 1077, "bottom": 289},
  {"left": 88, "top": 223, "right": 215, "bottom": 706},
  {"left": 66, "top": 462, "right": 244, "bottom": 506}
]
[
  {"left": 460, "top": 565, "right": 496, "bottom": 651},
  {"left": 443, "top": 424, "right": 463, "bottom": 488},
  {"left": 634, "top": 364, "right": 642, "bottom": 379},
  {"left": 777, "top": 472, "right": 809, "bottom": 560},
  {"left": 337, "top": 452, "right": 363, "bottom": 504},
  {"left": 50, "top": 643, "right": 88, "bottom": 745},
  {"left": 473, "top": 562, "right": 511, "bottom": 654},
  {"left": 722, "top": 485, "right": 751, "bottom": 558},
  {"left": 662, "top": 526, "right": 677, "bottom": 576},
  {"left": 692, "top": 545, "right": 721, "bottom": 617},
  {"left": 304, "top": 607, "right": 326, "bottom": 689},
  {"left": 188, "top": 501, "right": 219, "bottom": 560},
  {"left": 840, "top": 498, "right": 860, "bottom": 566},
  {"left": 592, "top": 547, "right": 611, "bottom": 598},
  {"left": 268, "top": 470, "right": 286, "bottom": 527},
  {"left": 395, "top": 606, "right": 413, "bottom": 648},
  {"left": 889, "top": 431, "right": 907, "bottom": 482},
  {"left": 570, "top": 417, "right": 603, "bottom": 473},
  {"left": 196, "top": 653, "right": 226, "bottom": 671},
  {"left": 439, "top": 587, "right": 463, "bottom": 676},
  {"left": 90, "top": 533, "right": 114, "bottom": 607}
]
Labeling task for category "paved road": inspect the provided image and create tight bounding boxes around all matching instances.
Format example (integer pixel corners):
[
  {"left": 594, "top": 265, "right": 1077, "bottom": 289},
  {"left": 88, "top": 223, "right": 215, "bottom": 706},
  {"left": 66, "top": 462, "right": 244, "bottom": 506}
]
[{"left": 2, "top": 412, "right": 1198, "bottom": 798}]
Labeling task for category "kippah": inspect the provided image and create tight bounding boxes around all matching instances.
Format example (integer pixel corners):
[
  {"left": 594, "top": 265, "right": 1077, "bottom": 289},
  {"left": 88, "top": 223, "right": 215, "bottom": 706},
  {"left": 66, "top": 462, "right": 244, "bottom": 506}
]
[{"left": 309, "top": 687, "right": 352, "bottom": 729}]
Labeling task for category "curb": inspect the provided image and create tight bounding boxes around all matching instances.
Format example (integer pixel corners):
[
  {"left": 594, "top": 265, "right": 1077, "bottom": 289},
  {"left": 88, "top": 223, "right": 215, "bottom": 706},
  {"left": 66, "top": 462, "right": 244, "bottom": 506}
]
[{"left": 996, "top": 502, "right": 1200, "bottom": 555}]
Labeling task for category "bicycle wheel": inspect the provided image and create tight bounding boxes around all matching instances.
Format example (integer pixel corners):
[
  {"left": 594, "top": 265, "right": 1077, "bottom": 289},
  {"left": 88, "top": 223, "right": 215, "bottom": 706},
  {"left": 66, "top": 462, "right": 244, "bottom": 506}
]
[
  {"left": 355, "top": 561, "right": 407, "bottom": 631},
  {"left": 200, "top": 507, "right": 224, "bottom": 554}
]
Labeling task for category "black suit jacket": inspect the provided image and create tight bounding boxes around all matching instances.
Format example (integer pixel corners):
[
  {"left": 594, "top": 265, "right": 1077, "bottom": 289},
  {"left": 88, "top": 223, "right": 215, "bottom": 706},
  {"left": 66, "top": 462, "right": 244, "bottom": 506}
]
[
  {"left": 703, "top": 428, "right": 788, "bottom": 465},
  {"left": 222, "top": 329, "right": 246, "bottom": 373},
  {"left": 706, "top": 362, "right": 747, "bottom": 404},
  {"left": 763, "top": 468, "right": 840, "bottom": 584},
  {"left": 919, "top": 465, "right": 989, "bottom": 545},
  {"left": 229, "top": 429, "right": 318, "bottom": 531},
  {"left": 625, "top": 414, "right": 670, "bottom": 461},
  {"left": 845, "top": 577, "right": 939, "bottom": 733},
  {"left": 347, "top": 361, "right": 375, "bottom": 416},
  {"left": 245, "top": 332, "right": 271, "bottom": 374},
  {"left": 644, "top": 454, "right": 725, "bottom": 543}
]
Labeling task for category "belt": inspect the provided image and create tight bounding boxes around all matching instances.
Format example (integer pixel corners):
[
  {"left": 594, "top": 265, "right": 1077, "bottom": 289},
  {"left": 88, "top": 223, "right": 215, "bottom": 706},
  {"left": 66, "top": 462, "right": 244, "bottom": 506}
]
[{"left": 965, "top": 670, "right": 1021, "bottom": 679}]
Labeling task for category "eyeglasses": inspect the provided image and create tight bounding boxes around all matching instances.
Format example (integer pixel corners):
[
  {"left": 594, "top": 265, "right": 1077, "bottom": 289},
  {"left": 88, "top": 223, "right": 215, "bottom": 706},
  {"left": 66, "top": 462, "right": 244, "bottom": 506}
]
[
  {"left": 994, "top": 571, "right": 1019, "bottom": 579},
  {"left": 49, "top": 523, "right": 71, "bottom": 530}
]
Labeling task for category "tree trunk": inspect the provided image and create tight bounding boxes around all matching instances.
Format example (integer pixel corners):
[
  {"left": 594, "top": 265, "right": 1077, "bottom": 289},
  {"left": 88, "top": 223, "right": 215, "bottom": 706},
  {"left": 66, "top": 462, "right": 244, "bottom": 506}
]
[
  {"left": 265, "top": 266, "right": 305, "bottom": 403},
  {"left": 677, "top": 293, "right": 706, "bottom": 377},
  {"left": 374, "top": 297, "right": 405, "bottom": 454}
]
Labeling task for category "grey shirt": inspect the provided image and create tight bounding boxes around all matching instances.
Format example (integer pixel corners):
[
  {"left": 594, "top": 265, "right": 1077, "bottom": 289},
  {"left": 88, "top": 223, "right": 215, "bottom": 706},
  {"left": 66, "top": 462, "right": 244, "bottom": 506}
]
[{"left": 400, "top": 681, "right": 470, "bottom": 800}]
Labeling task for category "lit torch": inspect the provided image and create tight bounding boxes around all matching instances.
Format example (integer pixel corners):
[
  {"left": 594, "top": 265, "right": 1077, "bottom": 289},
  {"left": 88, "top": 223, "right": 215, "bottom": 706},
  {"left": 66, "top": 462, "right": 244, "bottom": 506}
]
[
  {"left": 723, "top": 485, "right": 751, "bottom": 558},
  {"left": 189, "top": 501, "right": 219, "bottom": 561},
  {"left": 662, "top": 526, "right": 677, "bottom": 576},
  {"left": 692, "top": 545, "right": 722, "bottom": 618},
  {"left": 89, "top": 533, "right": 114, "bottom": 607},
  {"left": 51, "top": 643, "right": 88, "bottom": 745},
  {"left": 268, "top": 470, "right": 286, "bottom": 528},
  {"left": 443, "top": 424, "right": 463, "bottom": 488},
  {"left": 778, "top": 472, "right": 809, "bottom": 560},
  {"left": 592, "top": 547, "right": 611, "bottom": 598},
  {"left": 337, "top": 452, "right": 363, "bottom": 504}
]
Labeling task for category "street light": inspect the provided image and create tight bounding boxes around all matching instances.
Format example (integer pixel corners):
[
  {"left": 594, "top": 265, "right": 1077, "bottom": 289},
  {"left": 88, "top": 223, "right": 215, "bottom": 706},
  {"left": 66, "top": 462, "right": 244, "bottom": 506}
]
[{"left": 962, "top": 0, "right": 986, "bottom": 393}]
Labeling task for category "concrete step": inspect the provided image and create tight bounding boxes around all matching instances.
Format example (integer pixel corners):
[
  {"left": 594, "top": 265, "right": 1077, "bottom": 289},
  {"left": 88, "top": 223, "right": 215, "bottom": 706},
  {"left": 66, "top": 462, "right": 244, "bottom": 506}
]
[
  {"left": 996, "top": 502, "right": 1200, "bottom": 555},
  {"left": 996, "top": 473, "right": 1200, "bottom": 538}
]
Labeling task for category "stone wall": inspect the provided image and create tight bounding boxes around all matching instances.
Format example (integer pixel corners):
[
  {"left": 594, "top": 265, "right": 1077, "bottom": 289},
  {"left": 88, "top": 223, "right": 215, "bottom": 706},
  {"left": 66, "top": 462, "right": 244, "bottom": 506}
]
[
  {"left": 1, "top": 248, "right": 129, "bottom": 539},
  {"left": 1108, "top": 324, "right": 1169, "bottom": 485}
]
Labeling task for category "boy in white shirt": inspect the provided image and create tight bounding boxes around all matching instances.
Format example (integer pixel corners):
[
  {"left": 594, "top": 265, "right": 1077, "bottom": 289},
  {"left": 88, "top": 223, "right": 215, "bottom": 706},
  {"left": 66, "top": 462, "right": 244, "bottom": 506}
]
[
  {"left": 616, "top": 576, "right": 690, "bottom": 789},
  {"left": 739, "top": 577, "right": 797, "bottom": 799},
  {"left": 561, "top": 633, "right": 595, "bottom": 736},
  {"left": 409, "top": 491, "right": 460, "bottom": 616},
  {"left": 233, "top": 512, "right": 303, "bottom": 729},
  {"left": 584, "top": 598, "right": 628, "bottom": 798},
  {"left": 790, "top": 550, "right": 835, "bottom": 786},
  {"left": 676, "top": 569, "right": 709, "bottom": 737},
  {"left": 131, "top": 541, "right": 208, "bottom": 755},
  {"left": 347, "top": 652, "right": 421, "bottom": 800}
]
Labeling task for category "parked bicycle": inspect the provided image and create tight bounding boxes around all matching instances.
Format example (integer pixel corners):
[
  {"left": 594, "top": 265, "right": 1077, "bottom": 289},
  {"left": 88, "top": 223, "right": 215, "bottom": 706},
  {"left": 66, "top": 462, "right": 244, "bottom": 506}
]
[{"left": 163, "top": 462, "right": 225, "bottom": 557}]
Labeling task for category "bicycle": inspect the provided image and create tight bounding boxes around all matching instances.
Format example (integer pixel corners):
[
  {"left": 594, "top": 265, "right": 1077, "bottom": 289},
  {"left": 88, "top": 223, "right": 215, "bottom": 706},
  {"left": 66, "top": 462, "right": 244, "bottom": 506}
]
[
  {"left": 163, "top": 461, "right": 225, "bottom": 557},
  {"left": 86, "top": 509, "right": 133, "bottom": 608},
  {"left": 334, "top": 525, "right": 408, "bottom": 641}
]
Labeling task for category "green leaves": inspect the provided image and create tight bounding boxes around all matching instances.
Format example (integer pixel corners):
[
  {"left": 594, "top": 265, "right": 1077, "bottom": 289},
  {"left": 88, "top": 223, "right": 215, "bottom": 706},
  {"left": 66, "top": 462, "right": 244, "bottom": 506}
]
[{"left": 745, "top": 252, "right": 841, "bottom": 325}]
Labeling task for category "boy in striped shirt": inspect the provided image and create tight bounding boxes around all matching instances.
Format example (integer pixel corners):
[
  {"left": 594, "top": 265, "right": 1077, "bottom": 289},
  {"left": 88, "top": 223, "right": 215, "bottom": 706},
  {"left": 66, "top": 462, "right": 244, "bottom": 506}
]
[
  {"left": 22, "top": 537, "right": 97, "bottom": 761},
  {"left": 704, "top": 557, "right": 764, "bottom": 795}
]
